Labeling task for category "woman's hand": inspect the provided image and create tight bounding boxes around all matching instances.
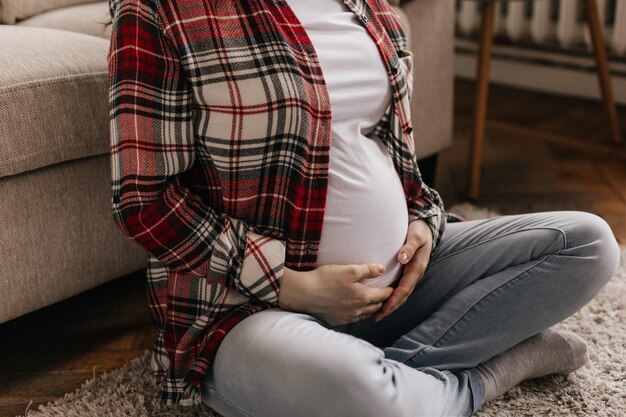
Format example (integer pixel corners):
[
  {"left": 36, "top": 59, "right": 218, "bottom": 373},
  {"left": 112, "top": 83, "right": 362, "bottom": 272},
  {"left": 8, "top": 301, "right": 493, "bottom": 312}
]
[
  {"left": 278, "top": 264, "right": 394, "bottom": 326},
  {"left": 372, "top": 219, "right": 433, "bottom": 322}
]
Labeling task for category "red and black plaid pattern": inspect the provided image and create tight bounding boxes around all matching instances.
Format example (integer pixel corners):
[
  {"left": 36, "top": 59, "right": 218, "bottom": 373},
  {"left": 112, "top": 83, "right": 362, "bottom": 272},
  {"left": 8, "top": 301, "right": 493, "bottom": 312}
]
[{"left": 108, "top": 0, "right": 462, "bottom": 406}]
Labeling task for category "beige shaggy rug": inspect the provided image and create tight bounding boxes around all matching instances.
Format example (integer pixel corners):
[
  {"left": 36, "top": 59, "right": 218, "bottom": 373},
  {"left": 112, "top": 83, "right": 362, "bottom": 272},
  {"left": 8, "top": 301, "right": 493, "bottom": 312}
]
[{"left": 19, "top": 203, "right": 626, "bottom": 417}]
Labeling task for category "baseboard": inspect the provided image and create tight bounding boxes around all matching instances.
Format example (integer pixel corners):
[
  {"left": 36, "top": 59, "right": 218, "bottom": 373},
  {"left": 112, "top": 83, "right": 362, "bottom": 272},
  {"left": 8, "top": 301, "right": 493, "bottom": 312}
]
[{"left": 455, "top": 38, "right": 626, "bottom": 105}]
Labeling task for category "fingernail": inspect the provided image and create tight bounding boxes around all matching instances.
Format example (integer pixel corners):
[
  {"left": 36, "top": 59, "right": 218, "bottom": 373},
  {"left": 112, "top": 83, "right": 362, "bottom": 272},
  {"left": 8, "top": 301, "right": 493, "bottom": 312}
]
[
  {"left": 377, "top": 264, "right": 385, "bottom": 273},
  {"left": 400, "top": 252, "right": 408, "bottom": 263}
]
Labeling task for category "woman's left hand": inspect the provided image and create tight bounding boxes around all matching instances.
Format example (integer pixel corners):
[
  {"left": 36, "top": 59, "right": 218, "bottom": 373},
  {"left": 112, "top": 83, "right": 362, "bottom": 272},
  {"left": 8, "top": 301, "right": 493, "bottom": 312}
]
[{"left": 372, "top": 219, "right": 433, "bottom": 322}]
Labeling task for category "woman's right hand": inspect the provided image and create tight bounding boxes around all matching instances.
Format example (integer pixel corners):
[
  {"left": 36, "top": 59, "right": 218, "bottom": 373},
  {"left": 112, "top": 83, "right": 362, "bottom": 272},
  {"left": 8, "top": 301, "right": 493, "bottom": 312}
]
[{"left": 277, "top": 264, "right": 395, "bottom": 326}]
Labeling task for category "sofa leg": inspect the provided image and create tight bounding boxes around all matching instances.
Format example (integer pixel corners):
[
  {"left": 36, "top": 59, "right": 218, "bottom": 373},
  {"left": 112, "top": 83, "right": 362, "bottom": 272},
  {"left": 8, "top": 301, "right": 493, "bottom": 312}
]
[{"left": 417, "top": 153, "right": 439, "bottom": 188}]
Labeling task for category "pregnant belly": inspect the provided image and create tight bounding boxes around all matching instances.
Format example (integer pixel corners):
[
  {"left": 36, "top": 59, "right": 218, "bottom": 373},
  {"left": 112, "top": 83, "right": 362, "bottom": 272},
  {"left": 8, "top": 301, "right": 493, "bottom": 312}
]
[{"left": 314, "top": 135, "right": 409, "bottom": 288}]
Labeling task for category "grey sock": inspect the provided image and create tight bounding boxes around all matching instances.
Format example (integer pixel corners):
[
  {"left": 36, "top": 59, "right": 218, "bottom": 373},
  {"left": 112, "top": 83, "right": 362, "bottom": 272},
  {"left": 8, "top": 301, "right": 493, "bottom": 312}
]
[{"left": 475, "top": 329, "right": 589, "bottom": 403}]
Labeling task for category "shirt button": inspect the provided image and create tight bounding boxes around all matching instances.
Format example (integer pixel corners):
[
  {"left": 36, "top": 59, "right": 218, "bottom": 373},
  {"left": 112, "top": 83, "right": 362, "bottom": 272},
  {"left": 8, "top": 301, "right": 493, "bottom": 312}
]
[
  {"left": 391, "top": 65, "right": 398, "bottom": 75},
  {"left": 406, "top": 126, "right": 413, "bottom": 134},
  {"left": 361, "top": 14, "right": 368, "bottom": 22}
]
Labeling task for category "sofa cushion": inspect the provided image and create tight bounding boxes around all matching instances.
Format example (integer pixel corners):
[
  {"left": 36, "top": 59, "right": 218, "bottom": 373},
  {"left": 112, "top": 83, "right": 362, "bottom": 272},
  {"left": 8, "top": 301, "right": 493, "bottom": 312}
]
[
  {"left": 0, "top": 26, "right": 110, "bottom": 178},
  {"left": 0, "top": 0, "right": 100, "bottom": 24},
  {"left": 16, "top": 2, "right": 111, "bottom": 39}
]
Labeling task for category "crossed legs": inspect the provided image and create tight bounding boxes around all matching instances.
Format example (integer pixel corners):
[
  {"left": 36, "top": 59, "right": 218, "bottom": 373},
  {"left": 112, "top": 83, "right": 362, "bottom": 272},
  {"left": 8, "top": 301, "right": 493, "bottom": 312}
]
[{"left": 202, "top": 210, "right": 620, "bottom": 416}]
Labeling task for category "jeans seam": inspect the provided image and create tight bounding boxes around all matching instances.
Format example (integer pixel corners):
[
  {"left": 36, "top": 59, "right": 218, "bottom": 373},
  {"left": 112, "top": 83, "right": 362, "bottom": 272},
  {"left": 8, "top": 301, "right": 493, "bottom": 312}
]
[
  {"left": 205, "top": 385, "right": 257, "bottom": 417},
  {"left": 428, "top": 226, "right": 568, "bottom": 270},
  {"left": 404, "top": 250, "right": 562, "bottom": 364}
]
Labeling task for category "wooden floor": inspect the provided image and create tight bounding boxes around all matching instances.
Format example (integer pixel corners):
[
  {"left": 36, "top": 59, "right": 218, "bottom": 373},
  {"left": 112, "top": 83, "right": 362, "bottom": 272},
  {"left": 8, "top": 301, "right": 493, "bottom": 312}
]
[
  {"left": 441, "top": 81, "right": 626, "bottom": 245},
  {"left": 1, "top": 80, "right": 625, "bottom": 416}
]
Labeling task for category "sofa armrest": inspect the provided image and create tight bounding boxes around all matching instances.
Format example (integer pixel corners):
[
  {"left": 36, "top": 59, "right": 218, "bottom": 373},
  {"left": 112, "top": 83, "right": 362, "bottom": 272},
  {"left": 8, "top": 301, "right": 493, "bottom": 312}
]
[{"left": 401, "top": 0, "right": 455, "bottom": 159}]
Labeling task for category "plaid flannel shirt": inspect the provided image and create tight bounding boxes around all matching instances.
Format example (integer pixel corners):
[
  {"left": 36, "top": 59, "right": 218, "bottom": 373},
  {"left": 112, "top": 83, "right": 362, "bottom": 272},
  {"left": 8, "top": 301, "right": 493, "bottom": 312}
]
[{"left": 108, "top": 0, "right": 464, "bottom": 406}]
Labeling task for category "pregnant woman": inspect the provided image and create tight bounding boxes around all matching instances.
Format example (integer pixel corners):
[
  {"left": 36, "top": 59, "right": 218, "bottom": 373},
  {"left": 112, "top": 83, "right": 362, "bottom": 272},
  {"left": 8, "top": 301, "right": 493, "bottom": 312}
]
[{"left": 106, "top": 0, "right": 621, "bottom": 415}]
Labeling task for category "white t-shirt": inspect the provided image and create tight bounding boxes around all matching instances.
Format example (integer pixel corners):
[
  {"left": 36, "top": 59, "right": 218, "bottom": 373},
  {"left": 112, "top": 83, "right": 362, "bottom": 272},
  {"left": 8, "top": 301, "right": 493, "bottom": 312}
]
[{"left": 285, "top": 0, "right": 409, "bottom": 287}]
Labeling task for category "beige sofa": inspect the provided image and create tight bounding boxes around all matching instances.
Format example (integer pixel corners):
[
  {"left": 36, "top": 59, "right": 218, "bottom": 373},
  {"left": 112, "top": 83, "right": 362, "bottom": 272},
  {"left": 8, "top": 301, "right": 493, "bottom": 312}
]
[{"left": 0, "top": 0, "right": 454, "bottom": 324}]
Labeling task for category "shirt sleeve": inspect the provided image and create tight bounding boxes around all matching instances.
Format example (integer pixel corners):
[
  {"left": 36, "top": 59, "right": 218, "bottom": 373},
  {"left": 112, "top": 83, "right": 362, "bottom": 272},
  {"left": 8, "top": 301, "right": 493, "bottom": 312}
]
[
  {"left": 407, "top": 180, "right": 447, "bottom": 254},
  {"left": 107, "top": 0, "right": 286, "bottom": 305}
]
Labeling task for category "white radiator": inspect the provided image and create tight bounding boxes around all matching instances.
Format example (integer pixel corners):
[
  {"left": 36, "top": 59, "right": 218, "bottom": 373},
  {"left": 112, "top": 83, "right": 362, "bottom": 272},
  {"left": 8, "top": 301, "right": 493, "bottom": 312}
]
[{"left": 454, "top": 0, "right": 626, "bottom": 104}]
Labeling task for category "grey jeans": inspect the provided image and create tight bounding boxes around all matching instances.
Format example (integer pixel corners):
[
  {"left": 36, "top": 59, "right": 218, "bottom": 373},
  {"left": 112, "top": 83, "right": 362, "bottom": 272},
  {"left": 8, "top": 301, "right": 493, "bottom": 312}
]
[{"left": 201, "top": 210, "right": 620, "bottom": 417}]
